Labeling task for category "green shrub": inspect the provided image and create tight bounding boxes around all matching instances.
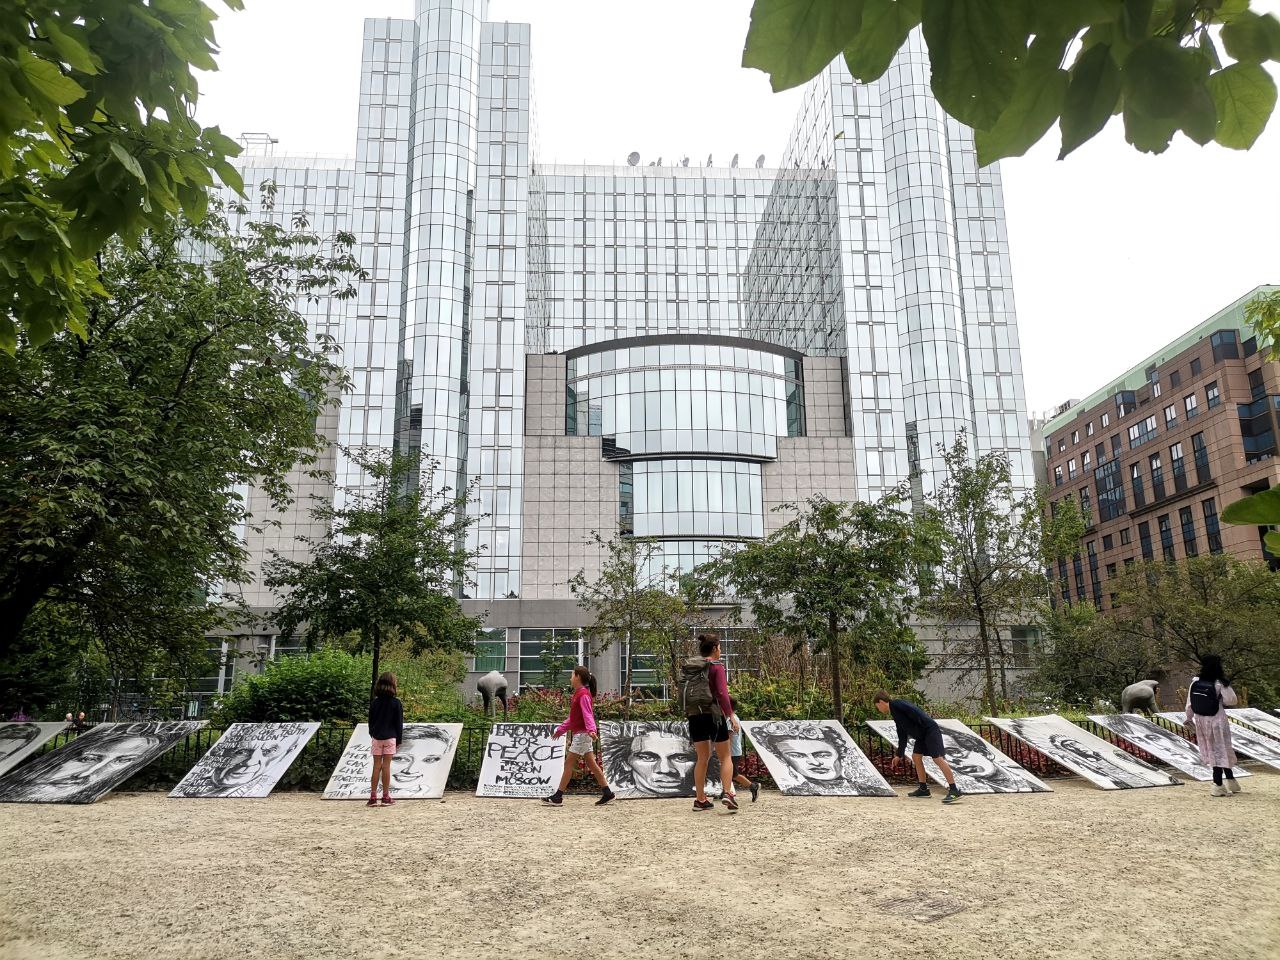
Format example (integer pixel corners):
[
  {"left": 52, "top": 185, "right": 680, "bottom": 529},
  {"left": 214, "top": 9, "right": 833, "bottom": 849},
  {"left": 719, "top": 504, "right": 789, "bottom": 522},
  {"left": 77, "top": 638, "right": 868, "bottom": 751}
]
[{"left": 214, "top": 648, "right": 368, "bottom": 724}]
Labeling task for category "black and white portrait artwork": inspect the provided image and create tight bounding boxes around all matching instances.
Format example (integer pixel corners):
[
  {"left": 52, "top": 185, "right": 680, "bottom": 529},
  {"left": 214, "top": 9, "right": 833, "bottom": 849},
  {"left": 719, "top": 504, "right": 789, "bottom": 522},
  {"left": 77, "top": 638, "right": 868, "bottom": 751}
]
[
  {"left": 0, "top": 722, "right": 68, "bottom": 779},
  {"left": 1227, "top": 707, "right": 1280, "bottom": 742},
  {"left": 1089, "top": 713, "right": 1248, "bottom": 782},
  {"left": 323, "top": 723, "right": 461, "bottom": 799},
  {"left": 0, "top": 721, "right": 204, "bottom": 804},
  {"left": 1158, "top": 712, "right": 1280, "bottom": 771},
  {"left": 742, "top": 720, "right": 895, "bottom": 797},
  {"left": 865, "top": 718, "right": 1050, "bottom": 794},
  {"left": 598, "top": 721, "right": 720, "bottom": 799},
  {"left": 170, "top": 722, "right": 318, "bottom": 798},
  {"left": 986, "top": 715, "right": 1181, "bottom": 790},
  {"left": 476, "top": 723, "right": 565, "bottom": 798}
]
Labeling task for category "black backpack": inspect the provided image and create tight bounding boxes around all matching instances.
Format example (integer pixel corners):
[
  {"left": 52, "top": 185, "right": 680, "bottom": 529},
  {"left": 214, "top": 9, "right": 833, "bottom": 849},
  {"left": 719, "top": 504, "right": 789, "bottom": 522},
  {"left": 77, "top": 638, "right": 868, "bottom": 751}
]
[
  {"left": 1189, "top": 678, "right": 1221, "bottom": 716},
  {"left": 677, "top": 657, "right": 718, "bottom": 717}
]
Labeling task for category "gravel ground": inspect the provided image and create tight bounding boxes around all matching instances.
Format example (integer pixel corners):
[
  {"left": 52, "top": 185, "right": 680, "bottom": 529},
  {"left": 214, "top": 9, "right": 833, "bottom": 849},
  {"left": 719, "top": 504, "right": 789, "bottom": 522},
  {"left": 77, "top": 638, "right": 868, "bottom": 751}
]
[{"left": 1, "top": 774, "right": 1277, "bottom": 960}]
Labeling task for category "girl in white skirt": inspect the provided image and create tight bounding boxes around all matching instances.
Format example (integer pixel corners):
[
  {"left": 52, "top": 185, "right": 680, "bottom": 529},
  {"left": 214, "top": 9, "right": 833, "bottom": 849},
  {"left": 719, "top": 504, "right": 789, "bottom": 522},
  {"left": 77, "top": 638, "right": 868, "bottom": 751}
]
[
  {"left": 543, "top": 666, "right": 614, "bottom": 807},
  {"left": 1185, "top": 654, "right": 1241, "bottom": 797}
]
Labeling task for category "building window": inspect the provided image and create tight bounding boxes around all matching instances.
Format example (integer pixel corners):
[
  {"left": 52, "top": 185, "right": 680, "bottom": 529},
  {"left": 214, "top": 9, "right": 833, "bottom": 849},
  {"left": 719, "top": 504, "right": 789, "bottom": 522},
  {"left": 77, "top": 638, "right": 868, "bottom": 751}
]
[
  {"left": 1244, "top": 335, "right": 1259, "bottom": 357},
  {"left": 1238, "top": 395, "right": 1277, "bottom": 463},
  {"left": 1080, "top": 487, "right": 1092, "bottom": 525},
  {"left": 1184, "top": 393, "right": 1199, "bottom": 419},
  {"left": 1130, "top": 462, "right": 1146, "bottom": 508},
  {"left": 473, "top": 629, "right": 506, "bottom": 673},
  {"left": 1206, "top": 382, "right": 1220, "bottom": 408},
  {"left": 1095, "top": 441, "right": 1106, "bottom": 463},
  {"left": 1086, "top": 421, "right": 1095, "bottom": 437},
  {"left": 1105, "top": 562, "right": 1117, "bottom": 577},
  {"left": 1120, "top": 527, "right": 1132, "bottom": 546},
  {"left": 1083, "top": 451, "right": 1092, "bottom": 471},
  {"left": 1210, "top": 328, "right": 1239, "bottom": 362},
  {"left": 518, "top": 628, "right": 584, "bottom": 690},
  {"left": 1191, "top": 357, "right": 1203, "bottom": 376},
  {"left": 1192, "top": 431, "right": 1211, "bottom": 483},
  {"left": 1072, "top": 429, "right": 1079, "bottom": 444},
  {"left": 1170, "top": 370, "right": 1182, "bottom": 388},
  {"left": 1180, "top": 506, "right": 1198, "bottom": 557},
  {"left": 1203, "top": 498, "right": 1223, "bottom": 554},
  {"left": 1138, "top": 521, "right": 1154, "bottom": 561},
  {"left": 1152, "top": 382, "right": 1162, "bottom": 398},
  {"left": 1128, "top": 414, "right": 1158, "bottom": 449},
  {"left": 1116, "top": 391, "right": 1137, "bottom": 417},
  {"left": 1068, "top": 457, "right": 1078, "bottom": 480},
  {"left": 1111, "top": 433, "right": 1122, "bottom": 455},
  {"left": 1157, "top": 514, "right": 1176, "bottom": 561},
  {"left": 1054, "top": 465, "right": 1063, "bottom": 487},
  {"left": 1095, "top": 460, "right": 1126, "bottom": 522},
  {"left": 1102, "top": 534, "right": 1114, "bottom": 550},
  {"left": 1101, "top": 412, "right": 1111, "bottom": 428},
  {"left": 1163, "top": 403, "right": 1177, "bottom": 427},
  {"left": 1170, "top": 442, "right": 1187, "bottom": 492},
  {"left": 1248, "top": 367, "right": 1267, "bottom": 401},
  {"left": 1149, "top": 452, "right": 1165, "bottom": 501},
  {"left": 1058, "top": 438, "right": 1066, "bottom": 453}
]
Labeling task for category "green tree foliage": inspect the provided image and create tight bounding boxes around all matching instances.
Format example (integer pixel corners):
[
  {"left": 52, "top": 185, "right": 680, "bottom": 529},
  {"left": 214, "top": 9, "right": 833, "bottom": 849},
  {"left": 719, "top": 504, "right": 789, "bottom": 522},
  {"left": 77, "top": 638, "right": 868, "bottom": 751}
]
[
  {"left": 214, "top": 648, "right": 369, "bottom": 725},
  {"left": 924, "top": 434, "right": 1085, "bottom": 712},
  {"left": 712, "top": 491, "right": 939, "bottom": 723},
  {"left": 1223, "top": 288, "right": 1280, "bottom": 541},
  {"left": 1105, "top": 554, "right": 1280, "bottom": 683},
  {"left": 1, "top": 0, "right": 247, "bottom": 351},
  {"left": 265, "top": 450, "right": 486, "bottom": 697},
  {"left": 0, "top": 194, "right": 359, "bottom": 661},
  {"left": 569, "top": 533, "right": 711, "bottom": 698},
  {"left": 741, "top": 0, "right": 1280, "bottom": 164},
  {"left": 1028, "top": 600, "right": 1168, "bottom": 707}
]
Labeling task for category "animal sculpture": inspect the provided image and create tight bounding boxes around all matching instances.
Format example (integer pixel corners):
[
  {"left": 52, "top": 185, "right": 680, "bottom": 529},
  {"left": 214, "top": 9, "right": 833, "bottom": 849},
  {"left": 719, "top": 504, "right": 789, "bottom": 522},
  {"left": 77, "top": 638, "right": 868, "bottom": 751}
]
[
  {"left": 1120, "top": 680, "right": 1160, "bottom": 715},
  {"left": 477, "top": 670, "right": 509, "bottom": 718}
]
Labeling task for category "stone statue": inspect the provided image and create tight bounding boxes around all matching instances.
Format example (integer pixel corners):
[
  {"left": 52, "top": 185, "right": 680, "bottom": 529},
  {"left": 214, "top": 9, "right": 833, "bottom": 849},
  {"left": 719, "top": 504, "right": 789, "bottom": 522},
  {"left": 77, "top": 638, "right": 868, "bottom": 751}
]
[
  {"left": 477, "top": 670, "right": 509, "bottom": 718},
  {"left": 1120, "top": 680, "right": 1160, "bottom": 715}
]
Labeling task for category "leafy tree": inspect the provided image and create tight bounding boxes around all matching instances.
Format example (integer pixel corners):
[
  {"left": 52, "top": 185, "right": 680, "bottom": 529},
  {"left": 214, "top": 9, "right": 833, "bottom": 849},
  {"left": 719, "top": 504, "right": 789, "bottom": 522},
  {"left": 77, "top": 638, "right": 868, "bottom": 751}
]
[
  {"left": 214, "top": 647, "right": 369, "bottom": 725},
  {"left": 569, "top": 533, "right": 710, "bottom": 699},
  {"left": 742, "top": 0, "right": 1280, "bottom": 164},
  {"left": 1105, "top": 554, "right": 1280, "bottom": 681},
  {"left": 2, "top": 0, "right": 247, "bottom": 351},
  {"left": 1223, "top": 287, "right": 1280, "bottom": 539},
  {"left": 1028, "top": 600, "right": 1167, "bottom": 707},
  {"left": 712, "top": 491, "right": 939, "bottom": 723},
  {"left": 0, "top": 194, "right": 359, "bottom": 659},
  {"left": 924, "top": 434, "right": 1084, "bottom": 712},
  {"left": 265, "top": 450, "right": 486, "bottom": 697}
]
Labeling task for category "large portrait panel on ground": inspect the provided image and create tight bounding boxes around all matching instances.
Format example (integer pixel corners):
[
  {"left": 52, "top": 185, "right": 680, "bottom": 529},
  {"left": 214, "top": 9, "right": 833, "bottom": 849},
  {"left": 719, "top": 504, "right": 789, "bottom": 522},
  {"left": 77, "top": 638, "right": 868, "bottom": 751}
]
[
  {"left": 0, "top": 722, "right": 68, "bottom": 779},
  {"left": 0, "top": 721, "right": 204, "bottom": 804},
  {"left": 742, "top": 720, "right": 895, "bottom": 797},
  {"left": 323, "top": 723, "right": 462, "bottom": 799},
  {"left": 1228, "top": 707, "right": 1280, "bottom": 741},
  {"left": 866, "top": 718, "right": 1050, "bottom": 794},
  {"left": 1157, "top": 712, "right": 1280, "bottom": 771},
  {"left": 598, "top": 721, "right": 721, "bottom": 799},
  {"left": 986, "top": 715, "right": 1181, "bottom": 789},
  {"left": 170, "top": 723, "right": 318, "bottom": 798},
  {"left": 476, "top": 723, "right": 565, "bottom": 797},
  {"left": 1088, "top": 713, "right": 1248, "bottom": 782}
]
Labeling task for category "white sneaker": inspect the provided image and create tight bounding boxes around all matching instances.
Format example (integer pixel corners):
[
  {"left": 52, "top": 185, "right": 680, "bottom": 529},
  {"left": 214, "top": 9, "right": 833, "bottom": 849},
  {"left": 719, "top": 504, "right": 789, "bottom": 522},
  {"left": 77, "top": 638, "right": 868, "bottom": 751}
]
[
  {"left": 1210, "top": 784, "right": 1229, "bottom": 797},
  {"left": 1226, "top": 779, "right": 1242, "bottom": 794}
]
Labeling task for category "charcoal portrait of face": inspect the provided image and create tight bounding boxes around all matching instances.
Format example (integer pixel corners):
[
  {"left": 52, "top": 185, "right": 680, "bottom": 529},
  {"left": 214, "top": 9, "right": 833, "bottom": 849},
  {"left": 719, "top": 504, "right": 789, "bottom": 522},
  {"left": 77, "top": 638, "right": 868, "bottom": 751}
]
[
  {"left": 322, "top": 723, "right": 461, "bottom": 800},
  {"left": 0, "top": 722, "right": 202, "bottom": 804},
  {"left": 599, "top": 721, "right": 716, "bottom": 799},
  {"left": 743, "top": 720, "right": 895, "bottom": 797},
  {"left": 1090, "top": 713, "right": 1246, "bottom": 783},
  {"left": 0, "top": 722, "right": 67, "bottom": 779},
  {"left": 989, "top": 715, "right": 1180, "bottom": 790},
  {"left": 867, "top": 718, "right": 1048, "bottom": 794},
  {"left": 170, "top": 723, "right": 318, "bottom": 799}
]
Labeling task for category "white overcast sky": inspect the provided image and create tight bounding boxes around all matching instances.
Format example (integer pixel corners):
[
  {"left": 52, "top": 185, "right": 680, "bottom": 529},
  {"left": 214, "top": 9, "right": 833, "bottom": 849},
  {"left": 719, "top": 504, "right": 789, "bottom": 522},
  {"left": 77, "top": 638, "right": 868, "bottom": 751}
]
[{"left": 197, "top": 0, "right": 1280, "bottom": 414}]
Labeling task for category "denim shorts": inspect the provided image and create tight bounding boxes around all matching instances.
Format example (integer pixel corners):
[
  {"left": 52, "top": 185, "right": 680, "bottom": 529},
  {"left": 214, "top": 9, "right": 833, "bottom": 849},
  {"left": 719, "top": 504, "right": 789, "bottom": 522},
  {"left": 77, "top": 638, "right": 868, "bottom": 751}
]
[{"left": 567, "top": 732, "right": 595, "bottom": 755}]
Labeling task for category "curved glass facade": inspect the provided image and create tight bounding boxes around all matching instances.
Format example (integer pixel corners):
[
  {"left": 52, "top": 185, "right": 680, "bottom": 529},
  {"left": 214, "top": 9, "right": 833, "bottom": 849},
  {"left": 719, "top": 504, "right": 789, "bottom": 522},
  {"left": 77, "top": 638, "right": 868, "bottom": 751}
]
[
  {"left": 566, "top": 341, "right": 804, "bottom": 458},
  {"left": 622, "top": 459, "right": 763, "bottom": 539}
]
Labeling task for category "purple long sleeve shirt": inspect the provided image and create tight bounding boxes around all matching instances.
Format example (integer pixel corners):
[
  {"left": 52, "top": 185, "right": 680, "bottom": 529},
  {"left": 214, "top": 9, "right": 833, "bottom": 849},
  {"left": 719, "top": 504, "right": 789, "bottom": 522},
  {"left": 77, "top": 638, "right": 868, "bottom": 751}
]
[{"left": 708, "top": 660, "right": 732, "bottom": 716}]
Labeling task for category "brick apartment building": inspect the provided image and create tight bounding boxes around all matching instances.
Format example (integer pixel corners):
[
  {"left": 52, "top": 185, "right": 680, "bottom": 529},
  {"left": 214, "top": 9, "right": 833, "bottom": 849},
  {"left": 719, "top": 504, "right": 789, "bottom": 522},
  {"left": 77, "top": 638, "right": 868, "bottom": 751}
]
[{"left": 1041, "top": 285, "right": 1279, "bottom": 611}]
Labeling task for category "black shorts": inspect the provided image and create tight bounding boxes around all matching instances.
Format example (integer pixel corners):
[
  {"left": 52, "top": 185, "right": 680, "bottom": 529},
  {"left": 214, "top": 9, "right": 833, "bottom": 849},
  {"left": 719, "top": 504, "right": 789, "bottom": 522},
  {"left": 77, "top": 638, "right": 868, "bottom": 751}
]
[
  {"left": 688, "top": 713, "right": 729, "bottom": 743},
  {"left": 912, "top": 727, "right": 945, "bottom": 759}
]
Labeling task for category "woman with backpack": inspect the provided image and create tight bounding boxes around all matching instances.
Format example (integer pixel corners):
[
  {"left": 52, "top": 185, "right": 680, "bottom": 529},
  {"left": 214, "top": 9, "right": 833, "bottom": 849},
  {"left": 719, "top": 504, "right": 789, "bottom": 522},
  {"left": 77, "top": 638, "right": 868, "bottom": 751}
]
[{"left": 1184, "top": 654, "right": 1240, "bottom": 797}]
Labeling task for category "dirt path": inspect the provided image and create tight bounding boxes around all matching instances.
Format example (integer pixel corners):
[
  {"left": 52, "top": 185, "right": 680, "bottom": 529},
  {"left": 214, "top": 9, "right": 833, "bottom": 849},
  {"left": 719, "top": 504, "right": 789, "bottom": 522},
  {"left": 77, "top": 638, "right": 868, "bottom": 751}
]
[{"left": 1, "top": 776, "right": 1277, "bottom": 960}]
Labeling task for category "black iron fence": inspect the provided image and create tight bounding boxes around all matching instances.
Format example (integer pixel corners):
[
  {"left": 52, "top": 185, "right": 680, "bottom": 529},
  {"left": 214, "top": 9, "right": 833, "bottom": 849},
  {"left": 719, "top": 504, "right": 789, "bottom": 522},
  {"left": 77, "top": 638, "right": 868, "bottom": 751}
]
[{"left": 22, "top": 715, "right": 1192, "bottom": 793}]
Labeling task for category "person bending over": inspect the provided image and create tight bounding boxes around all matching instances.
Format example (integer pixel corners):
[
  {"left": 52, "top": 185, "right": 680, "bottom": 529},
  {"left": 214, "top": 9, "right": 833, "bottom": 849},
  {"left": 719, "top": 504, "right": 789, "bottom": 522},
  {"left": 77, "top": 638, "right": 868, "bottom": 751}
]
[{"left": 874, "top": 691, "right": 961, "bottom": 804}]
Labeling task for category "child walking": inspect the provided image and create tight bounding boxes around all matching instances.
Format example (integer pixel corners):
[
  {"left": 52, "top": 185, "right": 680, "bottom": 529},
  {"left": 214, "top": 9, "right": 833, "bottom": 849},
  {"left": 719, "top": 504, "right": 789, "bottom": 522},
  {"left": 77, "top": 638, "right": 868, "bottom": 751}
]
[
  {"left": 367, "top": 671, "right": 404, "bottom": 807},
  {"left": 728, "top": 697, "right": 760, "bottom": 802},
  {"left": 543, "top": 666, "right": 614, "bottom": 807}
]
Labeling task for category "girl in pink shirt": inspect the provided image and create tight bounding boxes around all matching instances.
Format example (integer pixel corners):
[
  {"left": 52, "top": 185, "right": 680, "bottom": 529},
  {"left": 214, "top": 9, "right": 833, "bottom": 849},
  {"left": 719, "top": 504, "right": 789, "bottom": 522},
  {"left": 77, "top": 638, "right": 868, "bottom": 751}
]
[{"left": 543, "top": 666, "right": 614, "bottom": 807}]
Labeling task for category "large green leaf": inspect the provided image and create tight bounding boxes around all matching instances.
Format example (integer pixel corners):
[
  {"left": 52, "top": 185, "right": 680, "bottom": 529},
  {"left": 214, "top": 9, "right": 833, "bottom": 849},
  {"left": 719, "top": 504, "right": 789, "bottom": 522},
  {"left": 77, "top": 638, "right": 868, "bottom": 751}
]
[
  {"left": 921, "top": 0, "right": 1027, "bottom": 130},
  {"left": 19, "top": 54, "right": 88, "bottom": 106},
  {"left": 1123, "top": 99, "right": 1179, "bottom": 151},
  {"left": 1208, "top": 61, "right": 1278, "bottom": 148},
  {"left": 975, "top": 35, "right": 1070, "bottom": 165},
  {"left": 1221, "top": 486, "right": 1280, "bottom": 525},
  {"left": 743, "top": 0, "right": 867, "bottom": 92},
  {"left": 1059, "top": 43, "right": 1122, "bottom": 157},
  {"left": 1221, "top": 11, "right": 1280, "bottom": 63},
  {"left": 1123, "top": 38, "right": 1200, "bottom": 119},
  {"left": 844, "top": 0, "right": 921, "bottom": 83}
]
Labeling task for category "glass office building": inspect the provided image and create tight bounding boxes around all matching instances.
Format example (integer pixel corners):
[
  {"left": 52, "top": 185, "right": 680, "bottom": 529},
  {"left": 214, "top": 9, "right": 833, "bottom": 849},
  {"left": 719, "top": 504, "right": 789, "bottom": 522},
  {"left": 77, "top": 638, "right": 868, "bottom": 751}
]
[{"left": 224, "top": 0, "right": 1033, "bottom": 697}]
